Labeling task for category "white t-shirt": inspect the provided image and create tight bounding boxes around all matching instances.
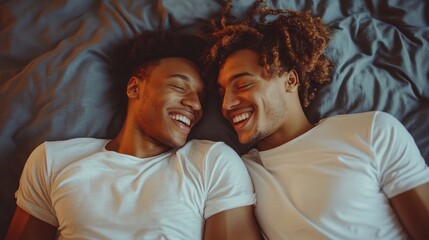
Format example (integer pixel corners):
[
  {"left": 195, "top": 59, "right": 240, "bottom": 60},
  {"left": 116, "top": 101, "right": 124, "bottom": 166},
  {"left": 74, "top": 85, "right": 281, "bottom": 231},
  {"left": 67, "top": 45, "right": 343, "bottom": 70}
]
[
  {"left": 16, "top": 138, "right": 256, "bottom": 239},
  {"left": 243, "top": 111, "right": 429, "bottom": 240}
]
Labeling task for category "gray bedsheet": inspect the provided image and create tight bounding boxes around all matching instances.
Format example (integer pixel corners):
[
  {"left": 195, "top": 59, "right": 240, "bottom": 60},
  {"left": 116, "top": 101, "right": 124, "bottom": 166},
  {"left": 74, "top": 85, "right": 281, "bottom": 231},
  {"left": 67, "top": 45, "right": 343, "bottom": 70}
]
[{"left": 0, "top": 0, "right": 428, "bottom": 236}]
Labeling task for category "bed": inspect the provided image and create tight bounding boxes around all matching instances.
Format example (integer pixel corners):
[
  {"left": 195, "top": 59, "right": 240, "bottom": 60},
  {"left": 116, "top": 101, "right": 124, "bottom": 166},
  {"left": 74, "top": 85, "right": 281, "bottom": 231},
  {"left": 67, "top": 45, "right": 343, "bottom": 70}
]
[{"left": 1, "top": 0, "right": 428, "bottom": 236}]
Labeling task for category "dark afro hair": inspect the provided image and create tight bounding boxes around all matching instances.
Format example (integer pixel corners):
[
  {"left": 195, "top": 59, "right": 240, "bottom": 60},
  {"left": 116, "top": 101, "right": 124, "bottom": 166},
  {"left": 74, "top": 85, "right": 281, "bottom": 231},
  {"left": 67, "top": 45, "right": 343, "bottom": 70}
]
[{"left": 129, "top": 30, "right": 206, "bottom": 81}]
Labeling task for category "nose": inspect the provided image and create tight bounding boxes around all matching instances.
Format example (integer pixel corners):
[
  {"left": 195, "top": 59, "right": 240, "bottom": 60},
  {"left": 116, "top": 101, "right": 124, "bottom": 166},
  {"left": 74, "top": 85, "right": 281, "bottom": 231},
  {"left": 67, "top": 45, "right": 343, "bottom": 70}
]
[
  {"left": 182, "top": 92, "right": 202, "bottom": 111},
  {"left": 222, "top": 88, "right": 240, "bottom": 111}
]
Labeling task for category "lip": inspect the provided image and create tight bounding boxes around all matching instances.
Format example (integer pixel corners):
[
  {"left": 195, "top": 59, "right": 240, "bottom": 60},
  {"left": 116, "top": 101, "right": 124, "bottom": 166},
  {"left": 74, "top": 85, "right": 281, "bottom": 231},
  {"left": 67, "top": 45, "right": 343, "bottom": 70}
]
[
  {"left": 169, "top": 110, "right": 199, "bottom": 133},
  {"left": 227, "top": 108, "right": 253, "bottom": 131}
]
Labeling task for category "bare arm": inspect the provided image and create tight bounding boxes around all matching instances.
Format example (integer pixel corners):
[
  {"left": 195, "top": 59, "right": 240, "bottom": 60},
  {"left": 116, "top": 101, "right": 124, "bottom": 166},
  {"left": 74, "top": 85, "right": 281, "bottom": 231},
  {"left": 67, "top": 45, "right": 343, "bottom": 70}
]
[
  {"left": 6, "top": 206, "right": 57, "bottom": 240},
  {"left": 204, "top": 205, "right": 261, "bottom": 240},
  {"left": 390, "top": 182, "right": 429, "bottom": 240}
]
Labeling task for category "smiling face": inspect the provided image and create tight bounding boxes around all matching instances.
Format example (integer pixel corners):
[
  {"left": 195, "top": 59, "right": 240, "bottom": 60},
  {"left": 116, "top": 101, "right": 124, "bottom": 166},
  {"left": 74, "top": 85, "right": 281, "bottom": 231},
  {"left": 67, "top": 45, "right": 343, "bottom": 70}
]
[
  {"left": 128, "top": 57, "right": 204, "bottom": 149},
  {"left": 218, "top": 49, "right": 303, "bottom": 149}
]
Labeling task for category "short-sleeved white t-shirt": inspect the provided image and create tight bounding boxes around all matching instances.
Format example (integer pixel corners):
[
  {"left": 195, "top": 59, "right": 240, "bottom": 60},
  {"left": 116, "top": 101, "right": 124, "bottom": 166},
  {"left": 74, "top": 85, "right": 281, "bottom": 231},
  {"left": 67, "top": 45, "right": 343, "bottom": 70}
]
[
  {"left": 243, "top": 111, "right": 429, "bottom": 240},
  {"left": 16, "top": 138, "right": 256, "bottom": 239}
]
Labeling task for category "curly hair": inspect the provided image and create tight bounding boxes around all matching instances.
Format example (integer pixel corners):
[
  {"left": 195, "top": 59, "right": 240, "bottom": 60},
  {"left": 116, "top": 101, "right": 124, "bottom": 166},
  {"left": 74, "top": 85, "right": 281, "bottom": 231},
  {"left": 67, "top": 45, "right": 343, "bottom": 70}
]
[
  {"left": 129, "top": 30, "right": 206, "bottom": 81},
  {"left": 204, "top": 0, "right": 333, "bottom": 108}
]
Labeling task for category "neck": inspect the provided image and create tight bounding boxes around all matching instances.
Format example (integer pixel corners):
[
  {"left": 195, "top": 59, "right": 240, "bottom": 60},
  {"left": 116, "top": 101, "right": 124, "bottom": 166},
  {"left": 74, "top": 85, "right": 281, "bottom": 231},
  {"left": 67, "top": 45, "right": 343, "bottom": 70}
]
[
  {"left": 106, "top": 120, "right": 170, "bottom": 158},
  {"left": 257, "top": 105, "right": 313, "bottom": 151}
]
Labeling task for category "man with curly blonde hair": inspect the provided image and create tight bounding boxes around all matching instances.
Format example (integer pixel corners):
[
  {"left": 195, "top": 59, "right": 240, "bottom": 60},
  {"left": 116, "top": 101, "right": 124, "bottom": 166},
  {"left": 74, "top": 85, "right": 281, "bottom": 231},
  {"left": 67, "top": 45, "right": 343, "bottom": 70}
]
[{"left": 204, "top": 0, "right": 429, "bottom": 239}]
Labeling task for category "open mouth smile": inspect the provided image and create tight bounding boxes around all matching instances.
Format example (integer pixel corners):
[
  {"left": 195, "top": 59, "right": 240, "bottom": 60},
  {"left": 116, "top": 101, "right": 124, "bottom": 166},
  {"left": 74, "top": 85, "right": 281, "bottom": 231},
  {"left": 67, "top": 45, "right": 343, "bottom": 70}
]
[
  {"left": 170, "top": 114, "right": 191, "bottom": 127},
  {"left": 232, "top": 112, "right": 251, "bottom": 124},
  {"left": 230, "top": 111, "right": 253, "bottom": 130}
]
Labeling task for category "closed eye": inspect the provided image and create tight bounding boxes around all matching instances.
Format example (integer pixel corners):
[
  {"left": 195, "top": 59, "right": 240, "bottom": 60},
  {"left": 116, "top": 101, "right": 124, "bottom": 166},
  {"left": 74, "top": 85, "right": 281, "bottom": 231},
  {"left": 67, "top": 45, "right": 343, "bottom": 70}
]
[
  {"left": 171, "top": 85, "right": 187, "bottom": 93},
  {"left": 237, "top": 83, "right": 253, "bottom": 91}
]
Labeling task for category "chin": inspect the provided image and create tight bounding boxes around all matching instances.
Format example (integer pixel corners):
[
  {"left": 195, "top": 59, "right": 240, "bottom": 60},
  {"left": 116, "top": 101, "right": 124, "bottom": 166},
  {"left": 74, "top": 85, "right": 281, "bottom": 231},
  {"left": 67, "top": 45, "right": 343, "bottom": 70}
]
[
  {"left": 169, "top": 137, "right": 187, "bottom": 148},
  {"left": 156, "top": 135, "right": 186, "bottom": 149},
  {"left": 238, "top": 131, "right": 260, "bottom": 147},
  {"left": 172, "top": 141, "right": 186, "bottom": 148},
  {"left": 238, "top": 134, "right": 252, "bottom": 145}
]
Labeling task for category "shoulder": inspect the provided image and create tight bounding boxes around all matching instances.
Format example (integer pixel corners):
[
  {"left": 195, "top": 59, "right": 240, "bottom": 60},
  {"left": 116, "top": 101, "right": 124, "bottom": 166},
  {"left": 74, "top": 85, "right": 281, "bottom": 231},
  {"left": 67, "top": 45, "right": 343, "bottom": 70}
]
[
  {"left": 23, "top": 138, "right": 109, "bottom": 188},
  {"left": 311, "top": 111, "right": 378, "bottom": 139},
  {"left": 371, "top": 111, "right": 402, "bottom": 127},
  {"left": 178, "top": 139, "right": 242, "bottom": 166},
  {"left": 320, "top": 111, "right": 394, "bottom": 131},
  {"left": 45, "top": 137, "right": 109, "bottom": 149},
  {"left": 179, "top": 139, "right": 237, "bottom": 155},
  {"left": 324, "top": 111, "right": 396, "bottom": 123},
  {"left": 369, "top": 111, "right": 413, "bottom": 144},
  {"left": 44, "top": 138, "right": 109, "bottom": 154},
  {"left": 322, "top": 111, "right": 378, "bottom": 123},
  {"left": 30, "top": 137, "right": 110, "bottom": 170}
]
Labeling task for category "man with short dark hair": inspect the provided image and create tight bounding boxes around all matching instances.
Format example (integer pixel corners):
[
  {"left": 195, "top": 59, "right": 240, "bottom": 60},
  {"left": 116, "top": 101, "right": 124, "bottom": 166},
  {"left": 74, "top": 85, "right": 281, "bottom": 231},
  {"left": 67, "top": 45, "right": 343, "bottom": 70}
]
[{"left": 6, "top": 30, "right": 261, "bottom": 240}]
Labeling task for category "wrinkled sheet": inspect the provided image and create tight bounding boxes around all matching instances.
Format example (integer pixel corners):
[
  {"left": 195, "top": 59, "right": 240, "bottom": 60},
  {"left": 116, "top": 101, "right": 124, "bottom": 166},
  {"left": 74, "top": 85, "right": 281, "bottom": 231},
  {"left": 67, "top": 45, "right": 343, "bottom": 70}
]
[{"left": 0, "top": 0, "right": 428, "bottom": 235}]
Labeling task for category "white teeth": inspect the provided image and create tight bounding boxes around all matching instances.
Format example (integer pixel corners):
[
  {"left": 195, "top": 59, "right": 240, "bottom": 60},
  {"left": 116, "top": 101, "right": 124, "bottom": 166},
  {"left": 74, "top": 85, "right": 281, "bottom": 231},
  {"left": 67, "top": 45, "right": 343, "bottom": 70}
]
[
  {"left": 232, "top": 113, "right": 250, "bottom": 124},
  {"left": 170, "top": 114, "right": 191, "bottom": 126}
]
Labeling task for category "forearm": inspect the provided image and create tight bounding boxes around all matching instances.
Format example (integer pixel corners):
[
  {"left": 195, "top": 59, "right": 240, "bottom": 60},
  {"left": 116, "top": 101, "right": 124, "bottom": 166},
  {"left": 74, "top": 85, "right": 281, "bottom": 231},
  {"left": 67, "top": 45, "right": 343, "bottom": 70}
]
[
  {"left": 6, "top": 206, "right": 57, "bottom": 240},
  {"left": 204, "top": 206, "right": 261, "bottom": 240},
  {"left": 390, "top": 182, "right": 429, "bottom": 240}
]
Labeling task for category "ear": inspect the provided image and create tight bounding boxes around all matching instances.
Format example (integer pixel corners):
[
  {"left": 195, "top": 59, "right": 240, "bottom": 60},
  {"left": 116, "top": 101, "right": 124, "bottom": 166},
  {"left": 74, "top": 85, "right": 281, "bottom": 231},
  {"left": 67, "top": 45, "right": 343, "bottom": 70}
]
[
  {"left": 284, "top": 70, "right": 299, "bottom": 92},
  {"left": 127, "top": 76, "right": 140, "bottom": 98}
]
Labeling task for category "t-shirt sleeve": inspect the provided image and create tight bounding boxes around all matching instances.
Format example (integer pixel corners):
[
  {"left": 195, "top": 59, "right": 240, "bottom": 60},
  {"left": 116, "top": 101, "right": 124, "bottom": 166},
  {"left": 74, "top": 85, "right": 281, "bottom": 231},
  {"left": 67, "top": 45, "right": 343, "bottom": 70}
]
[
  {"left": 203, "top": 142, "right": 256, "bottom": 219},
  {"left": 15, "top": 142, "right": 58, "bottom": 227},
  {"left": 373, "top": 112, "right": 429, "bottom": 198}
]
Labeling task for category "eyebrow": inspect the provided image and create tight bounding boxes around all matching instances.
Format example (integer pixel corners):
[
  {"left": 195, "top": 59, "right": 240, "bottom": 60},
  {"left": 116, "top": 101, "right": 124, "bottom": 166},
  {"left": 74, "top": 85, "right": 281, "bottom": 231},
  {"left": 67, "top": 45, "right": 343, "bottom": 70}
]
[
  {"left": 228, "top": 72, "right": 253, "bottom": 82},
  {"left": 219, "top": 72, "right": 253, "bottom": 88},
  {"left": 168, "top": 74, "right": 205, "bottom": 92},
  {"left": 168, "top": 74, "right": 190, "bottom": 81}
]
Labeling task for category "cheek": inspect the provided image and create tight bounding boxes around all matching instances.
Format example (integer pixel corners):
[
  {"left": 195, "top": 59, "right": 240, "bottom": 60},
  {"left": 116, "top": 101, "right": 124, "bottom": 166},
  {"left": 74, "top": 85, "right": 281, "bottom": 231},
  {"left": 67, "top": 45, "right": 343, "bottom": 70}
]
[
  {"left": 258, "top": 90, "right": 287, "bottom": 116},
  {"left": 267, "top": 84, "right": 287, "bottom": 102},
  {"left": 254, "top": 86, "right": 278, "bottom": 103}
]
